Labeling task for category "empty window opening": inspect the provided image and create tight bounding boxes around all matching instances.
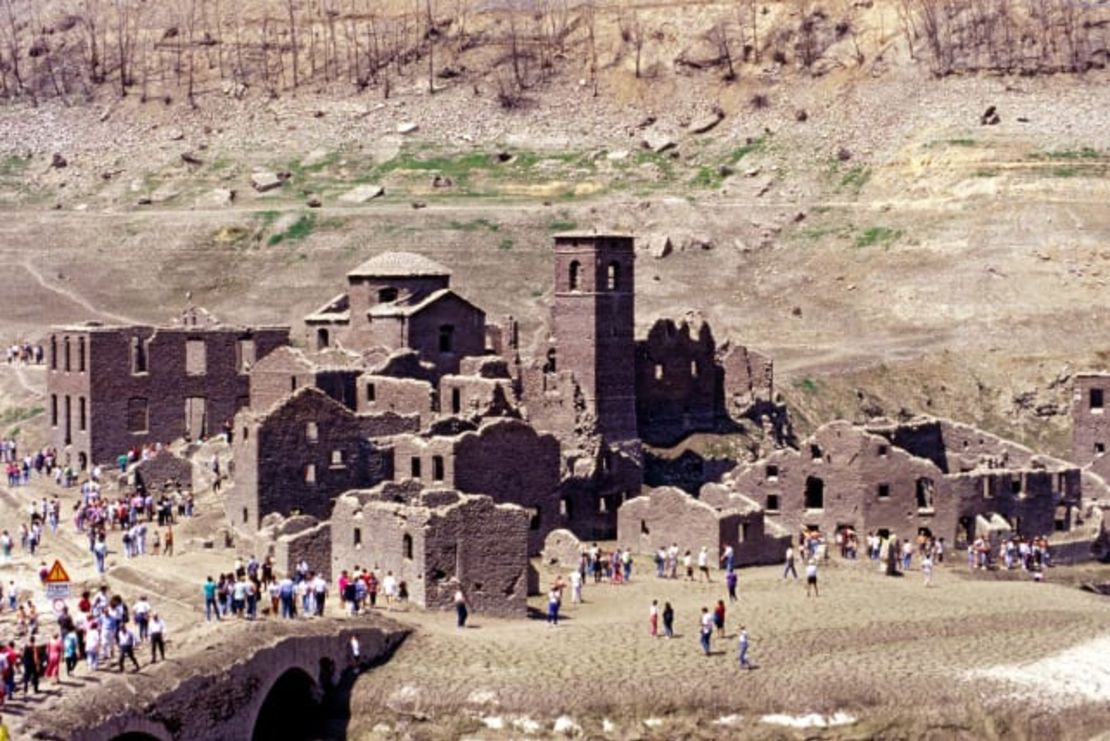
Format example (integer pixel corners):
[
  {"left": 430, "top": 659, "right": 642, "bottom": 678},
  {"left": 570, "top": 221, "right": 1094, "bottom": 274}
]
[
  {"left": 236, "top": 338, "right": 255, "bottom": 373},
  {"left": 451, "top": 387, "right": 461, "bottom": 414},
  {"left": 63, "top": 337, "right": 71, "bottom": 372},
  {"left": 641, "top": 519, "right": 650, "bottom": 535},
  {"left": 529, "top": 508, "right": 542, "bottom": 531},
  {"left": 916, "top": 478, "right": 935, "bottom": 509},
  {"left": 1091, "top": 388, "right": 1105, "bottom": 410},
  {"left": 739, "top": 523, "right": 750, "bottom": 543},
  {"left": 690, "top": 360, "right": 699, "bottom": 378},
  {"left": 303, "top": 464, "right": 316, "bottom": 484},
  {"left": 77, "top": 337, "right": 86, "bottom": 372},
  {"left": 607, "top": 261, "right": 620, "bottom": 290},
  {"left": 654, "top": 364, "right": 664, "bottom": 381},
  {"left": 766, "top": 465, "right": 779, "bottom": 480},
  {"left": 403, "top": 533, "right": 413, "bottom": 559},
  {"left": 432, "top": 455, "right": 445, "bottom": 481},
  {"left": 878, "top": 483, "right": 891, "bottom": 499},
  {"left": 131, "top": 337, "right": 147, "bottom": 374},
  {"left": 50, "top": 394, "right": 58, "bottom": 427},
  {"left": 305, "top": 422, "right": 319, "bottom": 442},
  {"left": 410, "top": 457, "right": 422, "bottom": 479},
  {"left": 598, "top": 497, "right": 608, "bottom": 513},
  {"left": 331, "top": 450, "right": 344, "bottom": 466},
  {"left": 560, "top": 498, "right": 570, "bottom": 517},
  {"left": 316, "top": 328, "right": 330, "bottom": 350},
  {"left": 185, "top": 339, "right": 207, "bottom": 375},
  {"left": 804, "top": 476, "right": 825, "bottom": 509},
  {"left": 50, "top": 336, "right": 57, "bottom": 370},
  {"left": 810, "top": 444, "right": 822, "bottom": 461},
  {"left": 127, "top": 397, "right": 149, "bottom": 433},
  {"left": 63, "top": 395, "right": 72, "bottom": 445},
  {"left": 242, "top": 507, "right": 248, "bottom": 524},
  {"left": 1096, "top": 442, "right": 1106, "bottom": 455},
  {"left": 243, "top": 427, "right": 249, "bottom": 442},
  {"left": 366, "top": 383, "right": 376, "bottom": 402},
  {"left": 290, "top": 376, "right": 298, "bottom": 392},
  {"left": 78, "top": 396, "right": 86, "bottom": 432},
  {"left": 766, "top": 494, "right": 780, "bottom": 511},
  {"left": 438, "top": 325, "right": 455, "bottom": 353},
  {"left": 1011, "top": 476, "right": 1023, "bottom": 495},
  {"left": 983, "top": 478, "right": 993, "bottom": 499},
  {"left": 354, "top": 527, "right": 362, "bottom": 547},
  {"left": 184, "top": 397, "right": 207, "bottom": 440},
  {"left": 544, "top": 348, "right": 557, "bottom": 374},
  {"left": 378, "top": 287, "right": 398, "bottom": 303},
  {"left": 568, "top": 260, "right": 581, "bottom": 291},
  {"left": 878, "top": 444, "right": 888, "bottom": 457}
]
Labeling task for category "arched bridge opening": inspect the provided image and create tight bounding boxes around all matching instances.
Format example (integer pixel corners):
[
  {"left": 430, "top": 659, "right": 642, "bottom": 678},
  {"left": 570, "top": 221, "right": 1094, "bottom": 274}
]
[{"left": 251, "top": 666, "right": 323, "bottom": 741}]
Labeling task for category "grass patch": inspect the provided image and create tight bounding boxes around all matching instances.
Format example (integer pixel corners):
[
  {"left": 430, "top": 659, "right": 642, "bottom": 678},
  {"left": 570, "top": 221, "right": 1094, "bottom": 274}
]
[
  {"left": 854, "top": 226, "right": 902, "bottom": 248},
  {"left": 448, "top": 217, "right": 500, "bottom": 232},
  {"left": 1, "top": 405, "right": 44, "bottom": 427},
  {"left": 840, "top": 165, "right": 872, "bottom": 192},
  {"left": 945, "top": 138, "right": 977, "bottom": 147},
  {"left": 548, "top": 212, "right": 578, "bottom": 232},
  {"left": 795, "top": 378, "right": 819, "bottom": 394},
  {"left": 690, "top": 165, "right": 724, "bottom": 189},
  {"left": 1051, "top": 167, "right": 1079, "bottom": 178},
  {"left": 973, "top": 168, "right": 999, "bottom": 178},
  {"left": 727, "top": 137, "right": 765, "bottom": 164},
  {"left": 497, "top": 238, "right": 514, "bottom": 251},
  {"left": 258, "top": 210, "right": 282, "bottom": 227},
  {"left": 0, "top": 155, "right": 30, "bottom": 176},
  {"left": 268, "top": 213, "right": 316, "bottom": 246}
]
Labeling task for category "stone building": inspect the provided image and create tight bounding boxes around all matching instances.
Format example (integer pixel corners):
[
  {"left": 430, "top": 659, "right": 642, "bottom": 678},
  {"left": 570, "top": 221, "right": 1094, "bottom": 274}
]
[
  {"left": 1072, "top": 373, "right": 1110, "bottom": 482},
  {"left": 617, "top": 485, "right": 788, "bottom": 566},
  {"left": 725, "top": 417, "right": 1083, "bottom": 548},
  {"left": 128, "top": 449, "right": 193, "bottom": 494},
  {"left": 228, "top": 387, "right": 419, "bottom": 530},
  {"left": 330, "top": 483, "right": 530, "bottom": 616},
  {"left": 303, "top": 252, "right": 486, "bottom": 377},
  {"left": 46, "top": 308, "right": 289, "bottom": 467}
]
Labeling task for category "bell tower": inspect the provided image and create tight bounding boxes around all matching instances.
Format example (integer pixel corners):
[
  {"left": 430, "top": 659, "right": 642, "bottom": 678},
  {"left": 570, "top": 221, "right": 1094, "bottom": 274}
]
[{"left": 550, "top": 233, "right": 637, "bottom": 443}]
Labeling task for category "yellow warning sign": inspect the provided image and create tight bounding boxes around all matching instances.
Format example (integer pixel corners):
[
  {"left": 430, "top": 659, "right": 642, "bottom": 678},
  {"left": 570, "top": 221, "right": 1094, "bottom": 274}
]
[{"left": 44, "top": 560, "right": 70, "bottom": 583}]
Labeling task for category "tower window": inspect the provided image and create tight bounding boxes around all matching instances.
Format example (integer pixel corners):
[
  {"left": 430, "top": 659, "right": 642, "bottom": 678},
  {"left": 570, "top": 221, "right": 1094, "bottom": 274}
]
[
  {"left": 366, "top": 383, "right": 376, "bottom": 402},
  {"left": 410, "top": 456, "right": 422, "bottom": 479},
  {"left": 569, "top": 260, "right": 581, "bottom": 291},
  {"left": 403, "top": 533, "right": 413, "bottom": 559},
  {"left": 305, "top": 422, "right": 318, "bottom": 442},
  {"left": 378, "top": 287, "right": 398, "bottom": 303},
  {"left": 878, "top": 483, "right": 890, "bottom": 499},
  {"left": 1092, "top": 388, "right": 1105, "bottom": 410},
  {"left": 354, "top": 527, "right": 362, "bottom": 547},
  {"left": 77, "top": 337, "right": 86, "bottom": 372},
  {"left": 432, "top": 455, "right": 445, "bottom": 481},
  {"left": 439, "top": 325, "right": 454, "bottom": 353},
  {"left": 607, "top": 261, "right": 620, "bottom": 290},
  {"left": 451, "top": 387, "right": 461, "bottom": 414},
  {"left": 765, "top": 465, "right": 778, "bottom": 480},
  {"left": 766, "top": 494, "right": 780, "bottom": 511},
  {"left": 50, "top": 336, "right": 57, "bottom": 370},
  {"left": 131, "top": 337, "right": 147, "bottom": 374},
  {"left": 63, "top": 337, "right": 71, "bottom": 372},
  {"left": 316, "top": 327, "right": 330, "bottom": 350}
]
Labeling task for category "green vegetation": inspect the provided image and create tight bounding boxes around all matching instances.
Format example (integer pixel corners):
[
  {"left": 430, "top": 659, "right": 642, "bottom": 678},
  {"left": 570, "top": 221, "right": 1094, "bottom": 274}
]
[
  {"left": 268, "top": 213, "right": 317, "bottom": 246},
  {"left": 727, "top": 137, "right": 766, "bottom": 164},
  {"left": 448, "top": 217, "right": 500, "bottom": 232},
  {"left": 839, "top": 165, "right": 872, "bottom": 192},
  {"left": 854, "top": 226, "right": 903, "bottom": 249},
  {"left": 258, "top": 210, "right": 282, "bottom": 227},
  {"left": 1052, "top": 167, "right": 1079, "bottom": 178},
  {"left": 945, "top": 138, "right": 977, "bottom": 147},
  {"left": 690, "top": 165, "right": 724, "bottom": 189},
  {"left": 1029, "top": 147, "right": 1102, "bottom": 161},
  {"left": 795, "top": 378, "right": 819, "bottom": 394},
  {"left": 973, "top": 168, "right": 999, "bottom": 178},
  {"left": 497, "top": 238, "right": 514, "bottom": 251},
  {"left": 0, "top": 155, "right": 30, "bottom": 176},
  {"left": 548, "top": 212, "right": 578, "bottom": 232},
  {"left": 1, "top": 405, "right": 44, "bottom": 428}
]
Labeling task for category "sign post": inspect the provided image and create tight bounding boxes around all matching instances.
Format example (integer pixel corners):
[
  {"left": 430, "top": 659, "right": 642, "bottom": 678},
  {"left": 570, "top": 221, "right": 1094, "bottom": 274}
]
[{"left": 43, "top": 559, "right": 71, "bottom": 601}]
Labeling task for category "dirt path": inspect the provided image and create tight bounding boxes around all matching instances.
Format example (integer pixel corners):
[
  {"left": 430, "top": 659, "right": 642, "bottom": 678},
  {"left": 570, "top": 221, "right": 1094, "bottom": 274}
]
[{"left": 18, "top": 259, "right": 138, "bottom": 325}]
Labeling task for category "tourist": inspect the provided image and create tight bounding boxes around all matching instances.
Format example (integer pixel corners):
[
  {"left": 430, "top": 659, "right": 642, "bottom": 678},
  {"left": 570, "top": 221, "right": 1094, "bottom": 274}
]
[
  {"left": 278, "top": 575, "right": 296, "bottom": 618},
  {"left": 312, "top": 572, "right": 328, "bottom": 616},
  {"left": 654, "top": 546, "right": 666, "bottom": 577},
  {"left": 783, "top": 545, "right": 798, "bottom": 580},
  {"left": 367, "top": 571, "right": 379, "bottom": 608},
  {"left": 546, "top": 587, "right": 561, "bottom": 627},
  {"left": 805, "top": 559, "right": 819, "bottom": 597},
  {"left": 713, "top": 600, "right": 727, "bottom": 638},
  {"left": 698, "top": 546, "right": 711, "bottom": 582},
  {"left": 44, "top": 634, "right": 61, "bottom": 683},
  {"left": 901, "top": 539, "right": 914, "bottom": 571},
  {"left": 203, "top": 577, "right": 219, "bottom": 621},
  {"left": 85, "top": 624, "right": 100, "bottom": 671},
  {"left": 667, "top": 543, "right": 679, "bottom": 579},
  {"left": 662, "top": 602, "right": 675, "bottom": 639},
  {"left": 21, "top": 637, "right": 40, "bottom": 693},
  {"left": 648, "top": 599, "right": 659, "bottom": 637},
  {"left": 163, "top": 526, "right": 174, "bottom": 556},
  {"left": 150, "top": 614, "right": 166, "bottom": 663},
  {"left": 737, "top": 626, "right": 753, "bottom": 671},
  {"left": 922, "top": 553, "right": 934, "bottom": 587},
  {"left": 133, "top": 595, "right": 151, "bottom": 641},
  {"left": 726, "top": 569, "right": 738, "bottom": 603},
  {"left": 63, "top": 630, "right": 78, "bottom": 677},
  {"left": 569, "top": 567, "right": 583, "bottom": 604},
  {"left": 699, "top": 607, "right": 712, "bottom": 655},
  {"left": 117, "top": 624, "right": 140, "bottom": 672},
  {"left": 382, "top": 571, "right": 398, "bottom": 610},
  {"left": 621, "top": 548, "right": 633, "bottom": 582},
  {"left": 721, "top": 544, "right": 734, "bottom": 573},
  {"left": 683, "top": 550, "right": 694, "bottom": 580},
  {"left": 454, "top": 588, "right": 468, "bottom": 629}
]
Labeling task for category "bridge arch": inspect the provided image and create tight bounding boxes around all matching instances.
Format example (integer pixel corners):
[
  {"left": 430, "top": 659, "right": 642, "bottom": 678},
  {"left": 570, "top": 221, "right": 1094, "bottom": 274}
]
[{"left": 250, "top": 664, "right": 328, "bottom": 741}]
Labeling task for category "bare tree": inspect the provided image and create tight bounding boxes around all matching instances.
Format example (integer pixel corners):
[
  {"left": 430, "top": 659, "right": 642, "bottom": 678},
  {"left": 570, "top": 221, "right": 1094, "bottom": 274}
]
[
  {"left": 286, "top": 0, "right": 299, "bottom": 88},
  {"left": 707, "top": 17, "right": 737, "bottom": 81}
]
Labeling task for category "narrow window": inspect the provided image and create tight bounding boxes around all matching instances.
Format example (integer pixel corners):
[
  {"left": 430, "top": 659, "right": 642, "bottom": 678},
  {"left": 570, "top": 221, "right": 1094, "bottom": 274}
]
[
  {"left": 598, "top": 497, "right": 608, "bottom": 513},
  {"left": 126, "top": 397, "right": 149, "bottom": 433},
  {"left": 560, "top": 498, "right": 571, "bottom": 517},
  {"left": 63, "top": 396, "right": 72, "bottom": 445},
  {"left": 804, "top": 476, "right": 824, "bottom": 509},
  {"left": 243, "top": 427, "right": 249, "bottom": 442},
  {"left": 569, "top": 260, "right": 581, "bottom": 291},
  {"left": 242, "top": 507, "right": 248, "bottom": 524},
  {"left": 50, "top": 394, "right": 58, "bottom": 427},
  {"left": 690, "top": 360, "right": 698, "bottom": 378},
  {"left": 354, "top": 527, "right": 362, "bottom": 547},
  {"left": 236, "top": 339, "right": 256, "bottom": 373},
  {"left": 438, "top": 325, "right": 454, "bottom": 353},
  {"left": 290, "top": 376, "right": 298, "bottom": 392},
  {"left": 432, "top": 455, "right": 445, "bottom": 481},
  {"left": 331, "top": 450, "right": 344, "bottom": 466},
  {"left": 544, "top": 348, "right": 557, "bottom": 373},
  {"left": 403, "top": 533, "right": 414, "bottom": 559},
  {"left": 878, "top": 483, "right": 891, "bottom": 499},
  {"left": 810, "top": 444, "right": 822, "bottom": 460},
  {"left": 63, "top": 337, "right": 71, "bottom": 372},
  {"left": 77, "top": 337, "right": 86, "bottom": 372},
  {"left": 529, "top": 508, "right": 542, "bottom": 531},
  {"left": 1092, "top": 388, "right": 1105, "bottom": 410},
  {"left": 185, "top": 339, "right": 207, "bottom": 375},
  {"left": 410, "top": 457, "right": 422, "bottom": 479},
  {"left": 378, "top": 287, "right": 398, "bottom": 303},
  {"left": 607, "top": 261, "right": 619, "bottom": 290},
  {"left": 1011, "top": 476, "right": 1023, "bottom": 495},
  {"left": 1096, "top": 442, "right": 1106, "bottom": 455},
  {"left": 305, "top": 422, "right": 318, "bottom": 442},
  {"left": 766, "top": 494, "right": 780, "bottom": 511},
  {"left": 304, "top": 464, "right": 316, "bottom": 484},
  {"left": 878, "top": 444, "right": 888, "bottom": 457},
  {"left": 451, "top": 387, "right": 461, "bottom": 414},
  {"left": 641, "top": 519, "right": 650, "bottom": 535},
  {"left": 50, "top": 336, "right": 57, "bottom": 370},
  {"left": 316, "top": 327, "right": 330, "bottom": 350},
  {"left": 765, "top": 464, "right": 778, "bottom": 480},
  {"left": 78, "top": 396, "right": 86, "bottom": 432},
  {"left": 366, "top": 383, "right": 376, "bottom": 402},
  {"left": 654, "top": 364, "right": 664, "bottom": 380},
  {"left": 739, "top": 523, "right": 749, "bottom": 543},
  {"left": 131, "top": 337, "right": 147, "bottom": 374}
]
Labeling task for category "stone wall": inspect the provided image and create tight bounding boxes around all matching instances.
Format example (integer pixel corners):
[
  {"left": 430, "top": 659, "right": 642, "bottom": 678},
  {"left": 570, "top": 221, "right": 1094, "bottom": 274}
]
[
  {"left": 131, "top": 450, "right": 193, "bottom": 493},
  {"left": 1073, "top": 373, "right": 1110, "bottom": 481},
  {"left": 634, "top": 314, "right": 720, "bottom": 446}
]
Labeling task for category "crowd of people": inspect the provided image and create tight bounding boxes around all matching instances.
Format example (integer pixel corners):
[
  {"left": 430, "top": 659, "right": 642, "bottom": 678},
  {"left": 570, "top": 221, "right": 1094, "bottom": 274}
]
[{"left": 3, "top": 343, "right": 43, "bottom": 366}]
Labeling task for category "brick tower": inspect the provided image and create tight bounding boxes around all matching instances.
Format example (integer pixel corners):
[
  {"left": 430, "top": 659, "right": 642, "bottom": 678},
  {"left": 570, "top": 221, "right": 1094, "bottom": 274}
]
[{"left": 550, "top": 233, "right": 638, "bottom": 443}]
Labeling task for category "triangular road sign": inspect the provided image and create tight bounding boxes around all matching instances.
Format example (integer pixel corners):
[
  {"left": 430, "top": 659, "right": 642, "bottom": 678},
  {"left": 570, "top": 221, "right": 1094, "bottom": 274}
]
[{"left": 44, "top": 560, "right": 70, "bottom": 583}]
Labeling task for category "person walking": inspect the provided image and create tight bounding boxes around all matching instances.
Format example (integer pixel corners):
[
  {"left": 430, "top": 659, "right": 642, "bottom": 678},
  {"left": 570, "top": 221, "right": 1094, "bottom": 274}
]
[
  {"left": 726, "top": 569, "right": 738, "bottom": 603},
  {"left": 546, "top": 587, "right": 561, "bottom": 627},
  {"left": 454, "top": 588, "right": 468, "bottom": 629},
  {"left": 737, "top": 626, "right": 753, "bottom": 671},
  {"left": 713, "top": 600, "right": 727, "bottom": 638},
  {"left": 149, "top": 614, "right": 166, "bottom": 664},
  {"left": 662, "top": 602, "right": 675, "bottom": 639},
  {"left": 203, "top": 577, "right": 219, "bottom": 621},
  {"left": 648, "top": 600, "right": 659, "bottom": 637},
  {"left": 721, "top": 545, "right": 734, "bottom": 573},
  {"left": 117, "top": 625, "right": 140, "bottom": 672},
  {"left": 921, "top": 554, "right": 934, "bottom": 587},
  {"left": 44, "top": 634, "right": 61, "bottom": 683},
  {"left": 63, "top": 630, "right": 78, "bottom": 677},
  {"left": 698, "top": 546, "right": 712, "bottom": 582},
  {"left": 805, "top": 559, "right": 819, "bottom": 597},
  {"left": 783, "top": 545, "right": 798, "bottom": 580},
  {"left": 20, "top": 638, "right": 40, "bottom": 694},
  {"left": 699, "top": 607, "right": 713, "bottom": 655}
]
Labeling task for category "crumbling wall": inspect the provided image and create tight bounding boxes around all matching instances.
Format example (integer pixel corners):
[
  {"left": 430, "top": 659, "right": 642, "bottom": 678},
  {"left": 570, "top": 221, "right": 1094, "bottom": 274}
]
[
  {"left": 1073, "top": 374, "right": 1110, "bottom": 480},
  {"left": 634, "top": 314, "right": 720, "bottom": 446},
  {"left": 358, "top": 374, "right": 435, "bottom": 428},
  {"left": 131, "top": 450, "right": 193, "bottom": 493},
  {"left": 541, "top": 528, "right": 583, "bottom": 568},
  {"left": 271, "top": 518, "right": 332, "bottom": 581},
  {"left": 618, "top": 486, "right": 720, "bottom": 555}
]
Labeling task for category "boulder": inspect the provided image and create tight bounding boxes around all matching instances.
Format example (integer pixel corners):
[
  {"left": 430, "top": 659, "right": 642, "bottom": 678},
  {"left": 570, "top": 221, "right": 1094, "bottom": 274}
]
[
  {"left": 195, "top": 188, "right": 235, "bottom": 208},
  {"left": 51, "top": 153, "right": 67, "bottom": 169},
  {"left": 681, "top": 234, "right": 714, "bottom": 251},
  {"left": 397, "top": 122, "right": 419, "bottom": 134},
  {"left": 338, "top": 184, "right": 385, "bottom": 203},
  {"left": 251, "top": 171, "right": 285, "bottom": 192},
  {"left": 167, "top": 128, "right": 185, "bottom": 141},
  {"left": 647, "top": 234, "right": 673, "bottom": 260},
  {"left": 642, "top": 131, "right": 677, "bottom": 154},
  {"left": 306, "top": 194, "right": 323, "bottom": 208},
  {"left": 687, "top": 109, "right": 724, "bottom": 134}
]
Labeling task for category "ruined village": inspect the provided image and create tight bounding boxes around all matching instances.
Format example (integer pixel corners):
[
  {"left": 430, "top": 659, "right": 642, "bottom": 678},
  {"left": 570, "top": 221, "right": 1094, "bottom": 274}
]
[{"left": 1, "top": 0, "right": 1110, "bottom": 739}]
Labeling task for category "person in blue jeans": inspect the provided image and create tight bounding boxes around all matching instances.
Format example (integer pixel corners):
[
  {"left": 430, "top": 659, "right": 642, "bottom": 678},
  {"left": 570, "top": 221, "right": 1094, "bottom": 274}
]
[
  {"left": 699, "top": 607, "right": 712, "bottom": 655},
  {"left": 546, "top": 588, "right": 560, "bottom": 626},
  {"left": 738, "top": 626, "right": 753, "bottom": 670},
  {"left": 203, "top": 576, "right": 220, "bottom": 621}
]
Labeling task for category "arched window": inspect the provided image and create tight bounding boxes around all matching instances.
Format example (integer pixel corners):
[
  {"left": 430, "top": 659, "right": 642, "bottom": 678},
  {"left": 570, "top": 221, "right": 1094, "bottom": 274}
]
[
  {"left": 607, "top": 261, "right": 619, "bottom": 290},
  {"left": 50, "top": 335, "right": 57, "bottom": 370},
  {"left": 316, "top": 327, "right": 330, "bottom": 350},
  {"left": 569, "top": 260, "right": 581, "bottom": 291},
  {"left": 402, "top": 533, "right": 414, "bottom": 560}
]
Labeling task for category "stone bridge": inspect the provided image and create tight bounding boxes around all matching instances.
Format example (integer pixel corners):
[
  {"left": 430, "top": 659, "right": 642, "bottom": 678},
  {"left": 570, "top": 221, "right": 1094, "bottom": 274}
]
[{"left": 35, "top": 618, "right": 407, "bottom": 741}]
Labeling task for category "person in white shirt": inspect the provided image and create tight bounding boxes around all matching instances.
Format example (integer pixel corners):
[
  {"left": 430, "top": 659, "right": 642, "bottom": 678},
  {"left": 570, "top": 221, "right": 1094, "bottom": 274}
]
[
  {"left": 382, "top": 572, "right": 398, "bottom": 610},
  {"left": 805, "top": 560, "right": 819, "bottom": 597},
  {"left": 149, "top": 614, "right": 166, "bottom": 663},
  {"left": 568, "top": 569, "right": 583, "bottom": 604},
  {"left": 698, "top": 546, "right": 711, "bottom": 582}
]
